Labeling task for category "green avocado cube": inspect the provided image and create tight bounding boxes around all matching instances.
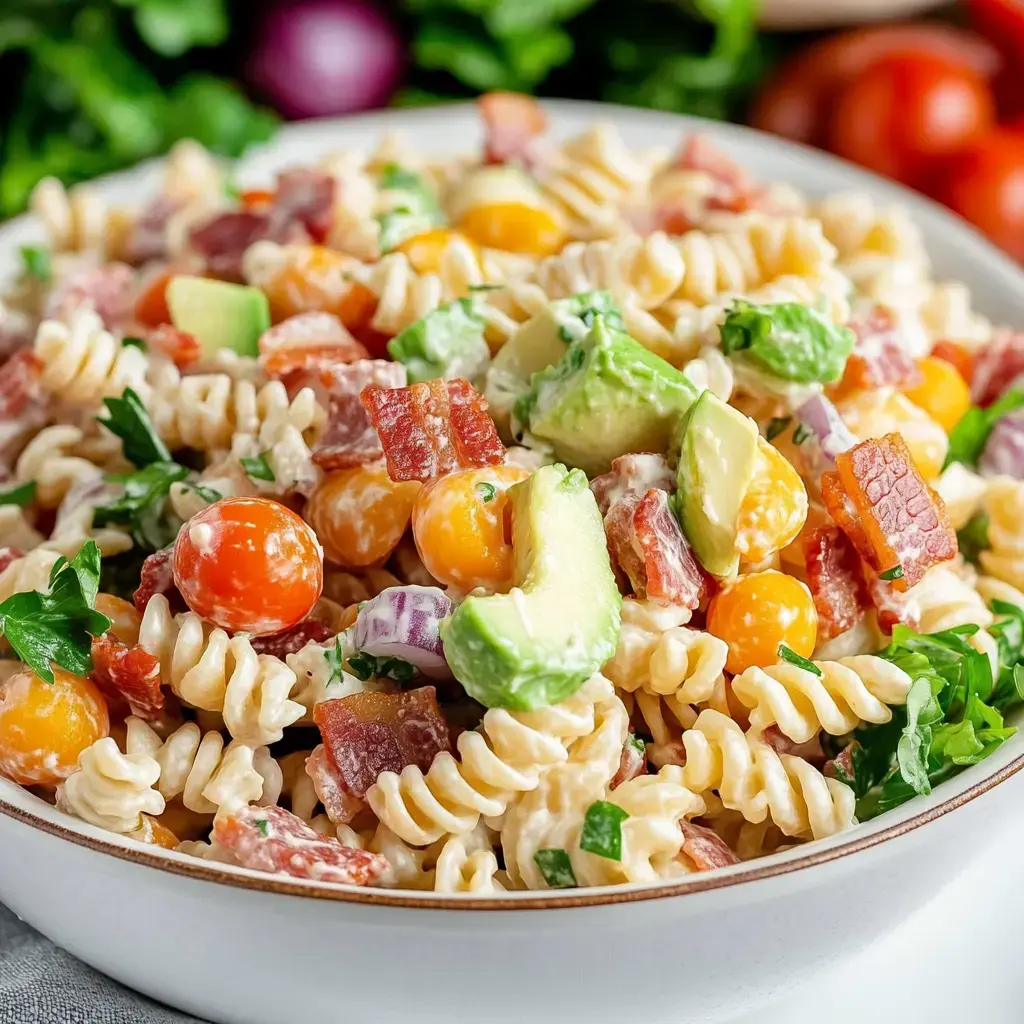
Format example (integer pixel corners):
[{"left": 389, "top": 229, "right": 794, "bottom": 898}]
[
  {"left": 514, "top": 315, "right": 700, "bottom": 475},
  {"left": 166, "top": 276, "right": 270, "bottom": 359},
  {"left": 387, "top": 299, "right": 491, "bottom": 384},
  {"left": 441, "top": 464, "right": 621, "bottom": 711}
]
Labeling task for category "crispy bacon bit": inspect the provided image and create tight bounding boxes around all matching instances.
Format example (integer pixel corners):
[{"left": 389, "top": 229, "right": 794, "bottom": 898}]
[
  {"left": 189, "top": 211, "right": 276, "bottom": 281},
  {"left": 761, "top": 725, "right": 825, "bottom": 765},
  {"left": 678, "top": 820, "right": 741, "bottom": 872},
  {"left": 314, "top": 688, "right": 451, "bottom": 800},
  {"left": 823, "top": 741, "right": 861, "bottom": 787},
  {"left": 90, "top": 633, "right": 164, "bottom": 720},
  {"left": 478, "top": 92, "right": 548, "bottom": 165},
  {"left": 604, "top": 489, "right": 711, "bottom": 608},
  {"left": 863, "top": 570, "right": 920, "bottom": 633},
  {"left": 0, "top": 547, "right": 24, "bottom": 574},
  {"left": 271, "top": 169, "right": 336, "bottom": 244},
  {"left": 250, "top": 619, "right": 333, "bottom": 658},
  {"left": 0, "top": 351, "right": 42, "bottom": 421},
  {"left": 259, "top": 312, "right": 369, "bottom": 380},
  {"left": 840, "top": 306, "right": 923, "bottom": 392},
  {"left": 133, "top": 547, "right": 185, "bottom": 614},
  {"left": 212, "top": 804, "right": 388, "bottom": 886},
  {"left": 361, "top": 378, "right": 505, "bottom": 483},
  {"left": 610, "top": 741, "right": 646, "bottom": 790},
  {"left": 590, "top": 453, "right": 675, "bottom": 515},
  {"left": 971, "top": 327, "right": 1024, "bottom": 407},
  {"left": 147, "top": 324, "right": 201, "bottom": 370},
  {"left": 803, "top": 526, "right": 869, "bottom": 640},
  {"left": 44, "top": 262, "right": 137, "bottom": 329},
  {"left": 305, "top": 744, "right": 367, "bottom": 824},
  {"left": 124, "top": 197, "right": 179, "bottom": 265},
  {"left": 822, "top": 434, "right": 957, "bottom": 591}
]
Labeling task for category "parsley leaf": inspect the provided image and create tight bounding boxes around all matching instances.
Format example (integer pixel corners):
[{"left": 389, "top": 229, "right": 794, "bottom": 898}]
[
  {"left": 324, "top": 635, "right": 347, "bottom": 686},
  {"left": 533, "top": 849, "right": 577, "bottom": 889},
  {"left": 879, "top": 565, "right": 904, "bottom": 581},
  {"left": 0, "top": 541, "right": 110, "bottom": 683},
  {"left": 240, "top": 454, "right": 275, "bottom": 482},
  {"left": 0, "top": 481, "right": 36, "bottom": 508},
  {"left": 777, "top": 643, "right": 821, "bottom": 676},
  {"left": 957, "top": 513, "right": 990, "bottom": 567},
  {"left": 94, "top": 462, "right": 187, "bottom": 552},
  {"left": 627, "top": 733, "right": 646, "bottom": 757},
  {"left": 122, "top": 335, "right": 148, "bottom": 351},
  {"left": 254, "top": 818, "right": 269, "bottom": 837},
  {"left": 580, "top": 800, "right": 629, "bottom": 861},
  {"left": 766, "top": 416, "right": 791, "bottom": 442},
  {"left": 944, "top": 388, "right": 1024, "bottom": 470},
  {"left": 99, "top": 388, "right": 172, "bottom": 468},
  {"left": 476, "top": 482, "right": 496, "bottom": 503},
  {"left": 20, "top": 245, "right": 51, "bottom": 282},
  {"left": 347, "top": 652, "right": 417, "bottom": 684}
]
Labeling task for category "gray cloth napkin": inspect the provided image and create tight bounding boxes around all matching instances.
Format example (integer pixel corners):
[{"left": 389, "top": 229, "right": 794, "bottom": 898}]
[{"left": 0, "top": 904, "right": 205, "bottom": 1024}]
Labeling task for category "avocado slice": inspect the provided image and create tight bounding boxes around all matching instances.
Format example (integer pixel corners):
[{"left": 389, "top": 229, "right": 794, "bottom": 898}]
[
  {"left": 441, "top": 464, "right": 621, "bottom": 711},
  {"left": 674, "top": 391, "right": 760, "bottom": 577},
  {"left": 514, "top": 316, "right": 700, "bottom": 475},
  {"left": 166, "top": 276, "right": 271, "bottom": 359},
  {"left": 387, "top": 298, "right": 490, "bottom": 384},
  {"left": 485, "top": 291, "right": 624, "bottom": 435}
]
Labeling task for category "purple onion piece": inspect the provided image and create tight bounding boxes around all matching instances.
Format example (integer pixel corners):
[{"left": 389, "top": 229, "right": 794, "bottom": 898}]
[
  {"left": 795, "top": 394, "right": 857, "bottom": 474},
  {"left": 979, "top": 410, "right": 1024, "bottom": 479},
  {"left": 351, "top": 586, "right": 453, "bottom": 679}
]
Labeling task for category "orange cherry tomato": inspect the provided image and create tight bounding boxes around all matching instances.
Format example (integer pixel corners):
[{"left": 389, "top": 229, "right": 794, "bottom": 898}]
[
  {"left": 901, "top": 356, "right": 972, "bottom": 433},
  {"left": 173, "top": 497, "right": 323, "bottom": 635},
  {"left": 262, "top": 246, "right": 364, "bottom": 323},
  {"left": 830, "top": 54, "right": 994, "bottom": 189},
  {"left": 305, "top": 464, "right": 421, "bottom": 570},
  {"left": 707, "top": 570, "right": 818, "bottom": 676},
  {"left": 930, "top": 341, "right": 975, "bottom": 386},
  {"left": 412, "top": 465, "right": 531, "bottom": 592},
  {"left": 735, "top": 439, "right": 808, "bottom": 564},
  {"left": 129, "top": 814, "right": 180, "bottom": 850},
  {"left": 458, "top": 202, "right": 566, "bottom": 256},
  {"left": 95, "top": 594, "right": 141, "bottom": 646},
  {"left": 936, "top": 129, "right": 1024, "bottom": 263},
  {"left": 0, "top": 667, "right": 109, "bottom": 787},
  {"left": 134, "top": 268, "right": 173, "bottom": 327},
  {"left": 396, "top": 228, "right": 475, "bottom": 274}
]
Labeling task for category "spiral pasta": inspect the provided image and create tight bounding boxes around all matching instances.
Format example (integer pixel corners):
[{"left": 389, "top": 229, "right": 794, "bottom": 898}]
[
  {"left": 137, "top": 594, "right": 304, "bottom": 746},
  {"left": 30, "top": 177, "right": 132, "bottom": 258},
  {"left": 0, "top": 506, "right": 43, "bottom": 553},
  {"left": 162, "top": 140, "right": 224, "bottom": 206},
  {"left": 0, "top": 548, "right": 60, "bottom": 603},
  {"left": 14, "top": 425, "right": 105, "bottom": 509},
  {"left": 979, "top": 478, "right": 1024, "bottom": 593},
  {"left": 432, "top": 832, "right": 505, "bottom": 894}
]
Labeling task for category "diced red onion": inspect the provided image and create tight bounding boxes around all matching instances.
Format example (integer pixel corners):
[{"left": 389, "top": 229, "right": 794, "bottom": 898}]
[
  {"left": 351, "top": 586, "right": 452, "bottom": 679},
  {"left": 796, "top": 394, "right": 857, "bottom": 473},
  {"left": 979, "top": 410, "right": 1024, "bottom": 478}
]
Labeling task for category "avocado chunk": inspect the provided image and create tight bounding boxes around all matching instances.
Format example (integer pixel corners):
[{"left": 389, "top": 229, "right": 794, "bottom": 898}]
[
  {"left": 441, "top": 463, "right": 621, "bottom": 711},
  {"left": 387, "top": 298, "right": 490, "bottom": 384},
  {"left": 485, "top": 291, "right": 624, "bottom": 434},
  {"left": 513, "top": 315, "right": 700, "bottom": 475},
  {"left": 674, "top": 390, "right": 760, "bottom": 577},
  {"left": 166, "top": 276, "right": 270, "bottom": 359}
]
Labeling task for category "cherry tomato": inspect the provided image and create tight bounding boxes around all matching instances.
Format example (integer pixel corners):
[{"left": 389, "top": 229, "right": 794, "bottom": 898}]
[
  {"left": 173, "top": 497, "right": 323, "bottom": 635},
  {"left": 967, "top": 0, "right": 1024, "bottom": 117},
  {"left": 134, "top": 268, "right": 173, "bottom": 327},
  {"left": 95, "top": 594, "right": 142, "bottom": 646},
  {"left": 129, "top": 814, "right": 180, "bottom": 850},
  {"left": 830, "top": 54, "right": 994, "bottom": 189},
  {"left": 0, "top": 668, "right": 109, "bottom": 787},
  {"left": 396, "top": 228, "right": 477, "bottom": 274},
  {"left": 735, "top": 439, "right": 808, "bottom": 565},
  {"left": 930, "top": 341, "right": 975, "bottom": 386},
  {"left": 936, "top": 129, "right": 1024, "bottom": 263},
  {"left": 707, "top": 570, "right": 817, "bottom": 676},
  {"left": 901, "top": 356, "right": 972, "bottom": 433},
  {"left": 458, "top": 203, "right": 566, "bottom": 256}
]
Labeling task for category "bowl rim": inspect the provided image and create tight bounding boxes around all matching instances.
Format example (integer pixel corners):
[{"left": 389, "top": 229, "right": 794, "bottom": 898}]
[{"left": 5, "top": 98, "right": 1024, "bottom": 911}]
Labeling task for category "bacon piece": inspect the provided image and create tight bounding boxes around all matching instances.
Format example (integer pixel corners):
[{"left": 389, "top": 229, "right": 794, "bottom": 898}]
[
  {"left": 124, "top": 197, "right": 179, "bottom": 265},
  {"left": 604, "top": 489, "right": 712, "bottom": 608},
  {"left": 678, "top": 820, "right": 741, "bottom": 872},
  {"left": 822, "top": 434, "right": 957, "bottom": 591},
  {"left": 133, "top": 547, "right": 185, "bottom": 614},
  {"left": 823, "top": 741, "right": 861, "bottom": 788},
  {"left": 862, "top": 570, "right": 920, "bottom": 633},
  {"left": 761, "top": 725, "right": 825, "bottom": 765},
  {"left": 675, "top": 136, "right": 757, "bottom": 202},
  {"left": 610, "top": 741, "right": 646, "bottom": 790},
  {"left": 0, "top": 351, "right": 42, "bottom": 421},
  {"left": 147, "top": 324, "right": 201, "bottom": 370},
  {"left": 250, "top": 619, "right": 333, "bottom": 658},
  {"left": 478, "top": 92, "right": 548, "bottom": 165},
  {"left": 44, "top": 262, "right": 136, "bottom": 329},
  {"left": 590, "top": 453, "right": 675, "bottom": 515},
  {"left": 971, "top": 327, "right": 1024, "bottom": 407},
  {"left": 314, "top": 688, "right": 451, "bottom": 800},
  {"left": 90, "top": 633, "right": 164, "bottom": 720},
  {"left": 212, "top": 804, "right": 388, "bottom": 886},
  {"left": 189, "top": 210, "right": 308, "bottom": 282},
  {"left": 0, "top": 547, "right": 24, "bottom": 574},
  {"left": 271, "top": 169, "right": 336, "bottom": 244},
  {"left": 305, "top": 744, "right": 366, "bottom": 824},
  {"left": 840, "top": 306, "right": 922, "bottom": 392},
  {"left": 803, "top": 526, "right": 869, "bottom": 640},
  {"left": 259, "top": 312, "right": 368, "bottom": 380},
  {"left": 361, "top": 378, "right": 505, "bottom": 482}
]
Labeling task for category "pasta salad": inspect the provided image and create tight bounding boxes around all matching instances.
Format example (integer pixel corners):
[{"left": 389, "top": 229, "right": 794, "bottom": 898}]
[{"left": 2, "top": 94, "right": 1024, "bottom": 894}]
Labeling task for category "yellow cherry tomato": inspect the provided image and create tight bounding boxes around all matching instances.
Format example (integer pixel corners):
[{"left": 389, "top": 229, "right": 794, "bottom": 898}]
[
  {"left": 260, "top": 245, "right": 366, "bottom": 324},
  {"left": 707, "top": 570, "right": 818, "bottom": 676},
  {"left": 735, "top": 438, "right": 808, "bottom": 564},
  {"left": 458, "top": 202, "right": 567, "bottom": 256},
  {"left": 901, "top": 356, "right": 972, "bottom": 434},
  {"left": 412, "top": 465, "right": 531, "bottom": 591},
  {"left": 396, "top": 228, "right": 477, "bottom": 274},
  {"left": 95, "top": 594, "right": 141, "bottom": 646}
]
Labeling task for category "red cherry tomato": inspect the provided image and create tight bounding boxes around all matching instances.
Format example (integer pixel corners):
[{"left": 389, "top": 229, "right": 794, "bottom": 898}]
[
  {"left": 749, "top": 23, "right": 1000, "bottom": 148},
  {"left": 173, "top": 497, "right": 323, "bottom": 635},
  {"left": 936, "top": 129, "right": 1024, "bottom": 263},
  {"left": 830, "top": 54, "right": 994, "bottom": 190},
  {"left": 967, "top": 0, "right": 1024, "bottom": 117}
]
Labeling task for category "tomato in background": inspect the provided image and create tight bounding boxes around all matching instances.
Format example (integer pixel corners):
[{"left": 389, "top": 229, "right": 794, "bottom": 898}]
[
  {"left": 967, "top": 0, "right": 1024, "bottom": 118},
  {"left": 830, "top": 55, "right": 994, "bottom": 190},
  {"left": 936, "top": 129, "right": 1024, "bottom": 263}
]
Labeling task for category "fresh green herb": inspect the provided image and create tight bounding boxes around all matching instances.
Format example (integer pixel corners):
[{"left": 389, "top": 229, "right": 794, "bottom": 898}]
[
  {"left": 325, "top": 636, "right": 347, "bottom": 686},
  {"left": 0, "top": 541, "right": 110, "bottom": 683},
  {"left": 533, "top": 849, "right": 578, "bottom": 889},
  {"left": 348, "top": 652, "right": 417, "bottom": 685},
  {"left": 766, "top": 416, "right": 791, "bottom": 442},
  {"left": 720, "top": 299, "right": 856, "bottom": 384},
  {"left": 879, "top": 565, "right": 904, "bottom": 582},
  {"left": 944, "top": 389, "right": 1024, "bottom": 470},
  {"left": 476, "top": 482, "right": 497, "bottom": 503},
  {"left": 792, "top": 423, "right": 812, "bottom": 445},
  {"left": 580, "top": 800, "right": 629, "bottom": 861},
  {"left": 823, "top": 741, "right": 870, "bottom": 797},
  {"left": 191, "top": 484, "right": 223, "bottom": 505},
  {"left": 222, "top": 178, "right": 241, "bottom": 202},
  {"left": 94, "top": 462, "right": 188, "bottom": 551},
  {"left": 387, "top": 299, "right": 490, "bottom": 383},
  {"left": 777, "top": 643, "right": 822, "bottom": 676},
  {"left": 99, "top": 388, "right": 172, "bottom": 468},
  {"left": 627, "top": 734, "right": 646, "bottom": 757},
  {"left": 957, "top": 513, "right": 990, "bottom": 567},
  {"left": 254, "top": 818, "right": 269, "bottom": 838},
  {"left": 0, "top": 481, "right": 36, "bottom": 508},
  {"left": 20, "top": 245, "right": 51, "bottom": 282},
  {"left": 240, "top": 454, "right": 275, "bottom": 482},
  {"left": 468, "top": 284, "right": 502, "bottom": 293},
  {"left": 122, "top": 335, "right": 148, "bottom": 351}
]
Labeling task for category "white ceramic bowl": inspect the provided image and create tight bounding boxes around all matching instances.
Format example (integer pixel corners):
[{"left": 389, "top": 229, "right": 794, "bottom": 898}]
[{"left": 2, "top": 101, "right": 1024, "bottom": 1024}]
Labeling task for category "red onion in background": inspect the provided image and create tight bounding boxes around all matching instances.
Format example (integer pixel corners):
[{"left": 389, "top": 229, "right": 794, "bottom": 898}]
[
  {"left": 247, "top": 0, "right": 404, "bottom": 119},
  {"left": 979, "top": 410, "right": 1024, "bottom": 478}
]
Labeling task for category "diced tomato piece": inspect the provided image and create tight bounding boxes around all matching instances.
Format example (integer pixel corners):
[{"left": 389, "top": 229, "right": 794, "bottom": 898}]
[
  {"left": 610, "top": 740, "right": 646, "bottom": 790},
  {"left": 147, "top": 324, "right": 201, "bottom": 370},
  {"left": 212, "top": 804, "right": 388, "bottom": 885},
  {"left": 305, "top": 744, "right": 366, "bottom": 824},
  {"left": 361, "top": 378, "right": 506, "bottom": 483},
  {"left": 971, "top": 327, "right": 1024, "bottom": 406},
  {"left": 0, "top": 350, "right": 41, "bottom": 420},
  {"left": 678, "top": 820, "right": 741, "bottom": 871},
  {"left": 478, "top": 92, "right": 548, "bottom": 165},
  {"left": 133, "top": 547, "right": 185, "bottom": 614},
  {"left": 313, "top": 688, "right": 451, "bottom": 800},
  {"left": 590, "top": 453, "right": 675, "bottom": 515},
  {"left": 250, "top": 619, "right": 333, "bottom": 658},
  {"left": 839, "top": 306, "right": 923, "bottom": 393},
  {"left": 90, "top": 633, "right": 164, "bottom": 720},
  {"left": 930, "top": 340, "right": 975, "bottom": 385},
  {"left": 134, "top": 268, "right": 174, "bottom": 327},
  {"left": 822, "top": 433, "right": 957, "bottom": 591},
  {"left": 803, "top": 526, "right": 870, "bottom": 640}
]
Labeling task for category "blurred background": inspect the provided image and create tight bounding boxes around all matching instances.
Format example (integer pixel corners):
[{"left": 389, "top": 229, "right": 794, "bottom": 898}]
[{"left": 1, "top": 0, "right": 1022, "bottom": 259}]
